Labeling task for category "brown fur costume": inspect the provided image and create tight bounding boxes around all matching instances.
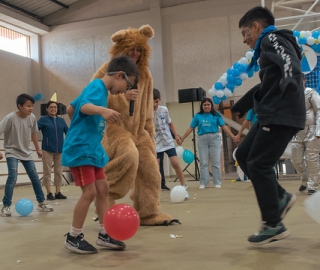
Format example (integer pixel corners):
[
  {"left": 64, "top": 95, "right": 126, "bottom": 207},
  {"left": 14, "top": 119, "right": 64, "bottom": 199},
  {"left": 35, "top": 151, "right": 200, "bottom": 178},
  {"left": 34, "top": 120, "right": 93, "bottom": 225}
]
[{"left": 92, "top": 25, "right": 179, "bottom": 225}]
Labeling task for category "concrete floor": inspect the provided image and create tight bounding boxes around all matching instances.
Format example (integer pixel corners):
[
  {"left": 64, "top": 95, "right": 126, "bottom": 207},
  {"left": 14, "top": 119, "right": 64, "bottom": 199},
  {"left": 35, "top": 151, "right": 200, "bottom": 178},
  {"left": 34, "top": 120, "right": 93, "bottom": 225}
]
[{"left": 1, "top": 174, "right": 320, "bottom": 270}]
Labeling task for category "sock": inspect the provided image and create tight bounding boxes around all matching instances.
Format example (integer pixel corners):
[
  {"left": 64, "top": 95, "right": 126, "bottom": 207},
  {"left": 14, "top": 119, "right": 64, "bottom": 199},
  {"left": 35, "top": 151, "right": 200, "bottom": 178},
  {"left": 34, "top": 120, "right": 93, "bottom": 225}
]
[
  {"left": 183, "top": 184, "right": 188, "bottom": 190},
  {"left": 70, "top": 226, "right": 83, "bottom": 237},
  {"left": 99, "top": 224, "right": 106, "bottom": 235}
]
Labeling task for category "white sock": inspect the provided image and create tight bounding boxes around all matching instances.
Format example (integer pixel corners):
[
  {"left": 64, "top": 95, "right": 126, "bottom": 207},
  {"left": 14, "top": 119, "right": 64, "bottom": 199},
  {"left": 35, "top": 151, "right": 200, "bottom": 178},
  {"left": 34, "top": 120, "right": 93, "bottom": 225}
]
[
  {"left": 99, "top": 224, "right": 106, "bottom": 234},
  {"left": 70, "top": 226, "right": 83, "bottom": 237}
]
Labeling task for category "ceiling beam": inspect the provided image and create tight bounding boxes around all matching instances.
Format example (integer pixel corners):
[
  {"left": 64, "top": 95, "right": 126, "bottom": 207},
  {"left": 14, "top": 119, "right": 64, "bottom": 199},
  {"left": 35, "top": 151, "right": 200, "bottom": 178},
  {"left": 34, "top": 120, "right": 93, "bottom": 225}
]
[
  {"left": 49, "top": 0, "right": 69, "bottom": 9},
  {"left": 0, "top": 0, "right": 42, "bottom": 21}
]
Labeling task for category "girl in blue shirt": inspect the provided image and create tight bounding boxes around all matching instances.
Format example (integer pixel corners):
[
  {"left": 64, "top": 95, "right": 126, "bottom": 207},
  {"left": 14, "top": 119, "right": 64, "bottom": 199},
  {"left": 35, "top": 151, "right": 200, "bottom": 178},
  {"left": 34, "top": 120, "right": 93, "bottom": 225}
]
[{"left": 181, "top": 98, "right": 236, "bottom": 189}]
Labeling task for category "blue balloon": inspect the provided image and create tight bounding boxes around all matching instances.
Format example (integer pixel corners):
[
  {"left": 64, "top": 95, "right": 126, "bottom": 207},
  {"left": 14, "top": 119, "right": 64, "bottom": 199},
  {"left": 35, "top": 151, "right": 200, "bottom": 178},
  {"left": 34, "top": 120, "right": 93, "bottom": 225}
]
[
  {"left": 182, "top": 150, "right": 194, "bottom": 164},
  {"left": 226, "top": 75, "right": 235, "bottom": 83},
  {"left": 298, "top": 37, "right": 307, "bottom": 45},
  {"left": 33, "top": 93, "right": 45, "bottom": 101},
  {"left": 15, "top": 198, "right": 34, "bottom": 216},
  {"left": 221, "top": 95, "right": 227, "bottom": 100},
  {"left": 226, "top": 83, "right": 235, "bottom": 91},
  {"left": 239, "top": 64, "right": 247, "bottom": 73},
  {"left": 214, "top": 82, "right": 223, "bottom": 90},
  {"left": 312, "top": 31, "right": 320, "bottom": 38},
  {"left": 232, "top": 68, "right": 240, "bottom": 77},
  {"left": 247, "top": 70, "right": 254, "bottom": 78},
  {"left": 213, "top": 96, "right": 221, "bottom": 104},
  {"left": 227, "top": 68, "right": 233, "bottom": 76},
  {"left": 233, "top": 62, "right": 241, "bottom": 70},
  {"left": 234, "top": 78, "right": 242, "bottom": 86},
  {"left": 293, "top": 30, "right": 300, "bottom": 38}
]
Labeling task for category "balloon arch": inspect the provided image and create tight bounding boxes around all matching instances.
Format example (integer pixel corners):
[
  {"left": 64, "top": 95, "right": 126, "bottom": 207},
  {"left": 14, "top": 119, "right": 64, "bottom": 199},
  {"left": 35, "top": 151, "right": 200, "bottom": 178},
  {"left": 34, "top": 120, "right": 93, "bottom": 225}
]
[{"left": 209, "top": 30, "right": 320, "bottom": 104}]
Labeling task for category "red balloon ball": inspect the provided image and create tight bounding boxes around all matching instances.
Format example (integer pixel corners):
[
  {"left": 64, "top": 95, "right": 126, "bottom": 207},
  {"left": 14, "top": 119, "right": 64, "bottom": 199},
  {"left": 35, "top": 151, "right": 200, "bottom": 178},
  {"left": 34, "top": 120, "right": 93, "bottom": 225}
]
[{"left": 104, "top": 204, "right": 140, "bottom": 241}]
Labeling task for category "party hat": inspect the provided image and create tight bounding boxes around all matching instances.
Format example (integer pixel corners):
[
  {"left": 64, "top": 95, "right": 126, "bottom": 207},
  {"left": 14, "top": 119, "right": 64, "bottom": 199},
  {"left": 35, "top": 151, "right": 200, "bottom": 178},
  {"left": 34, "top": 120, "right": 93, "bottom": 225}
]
[{"left": 50, "top": 91, "right": 57, "bottom": 102}]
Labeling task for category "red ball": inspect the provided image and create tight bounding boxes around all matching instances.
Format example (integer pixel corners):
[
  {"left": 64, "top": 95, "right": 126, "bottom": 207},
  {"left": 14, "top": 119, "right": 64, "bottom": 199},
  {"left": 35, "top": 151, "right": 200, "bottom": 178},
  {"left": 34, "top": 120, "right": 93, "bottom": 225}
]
[{"left": 104, "top": 204, "right": 140, "bottom": 241}]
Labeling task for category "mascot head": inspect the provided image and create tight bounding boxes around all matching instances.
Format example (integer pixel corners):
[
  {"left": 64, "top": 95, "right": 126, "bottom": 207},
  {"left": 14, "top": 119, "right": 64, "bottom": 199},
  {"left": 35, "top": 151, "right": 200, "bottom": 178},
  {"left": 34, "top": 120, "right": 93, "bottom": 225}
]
[{"left": 109, "top": 25, "right": 154, "bottom": 78}]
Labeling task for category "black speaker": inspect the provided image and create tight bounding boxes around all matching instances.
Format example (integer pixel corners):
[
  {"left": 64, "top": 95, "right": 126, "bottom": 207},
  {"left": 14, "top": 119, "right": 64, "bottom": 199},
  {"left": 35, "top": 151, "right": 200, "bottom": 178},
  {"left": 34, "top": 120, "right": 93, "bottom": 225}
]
[
  {"left": 178, "top": 87, "right": 206, "bottom": 103},
  {"left": 41, "top": 103, "right": 67, "bottom": 116}
]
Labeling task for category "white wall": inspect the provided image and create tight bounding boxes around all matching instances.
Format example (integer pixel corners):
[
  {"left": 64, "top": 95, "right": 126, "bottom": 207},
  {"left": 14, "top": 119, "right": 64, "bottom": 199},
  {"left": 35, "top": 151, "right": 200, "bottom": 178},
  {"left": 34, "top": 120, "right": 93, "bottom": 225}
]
[{"left": 0, "top": 0, "right": 267, "bottom": 180}]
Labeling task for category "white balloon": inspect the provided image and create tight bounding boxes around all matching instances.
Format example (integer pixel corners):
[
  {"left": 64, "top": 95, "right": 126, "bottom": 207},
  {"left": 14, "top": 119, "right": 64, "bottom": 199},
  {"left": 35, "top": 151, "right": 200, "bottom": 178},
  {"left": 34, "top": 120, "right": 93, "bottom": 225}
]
[
  {"left": 224, "top": 89, "right": 233, "bottom": 97},
  {"left": 240, "top": 73, "right": 249, "bottom": 80},
  {"left": 239, "top": 57, "right": 248, "bottom": 65},
  {"left": 216, "top": 90, "right": 224, "bottom": 98},
  {"left": 208, "top": 88, "right": 215, "bottom": 97},
  {"left": 176, "top": 146, "right": 184, "bottom": 158},
  {"left": 305, "top": 31, "right": 312, "bottom": 38},
  {"left": 305, "top": 191, "right": 320, "bottom": 223},
  {"left": 170, "top": 186, "right": 187, "bottom": 203},
  {"left": 307, "top": 37, "right": 315, "bottom": 45},
  {"left": 300, "top": 30, "right": 306, "bottom": 37},
  {"left": 245, "top": 51, "right": 254, "bottom": 60},
  {"left": 218, "top": 76, "right": 228, "bottom": 85},
  {"left": 223, "top": 73, "right": 227, "bottom": 77}
]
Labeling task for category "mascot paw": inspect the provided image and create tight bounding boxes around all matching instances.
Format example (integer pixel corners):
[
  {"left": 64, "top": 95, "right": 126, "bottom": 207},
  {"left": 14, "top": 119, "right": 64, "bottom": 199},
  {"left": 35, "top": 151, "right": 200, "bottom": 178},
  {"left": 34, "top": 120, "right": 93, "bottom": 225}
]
[{"left": 140, "top": 213, "right": 181, "bottom": 226}]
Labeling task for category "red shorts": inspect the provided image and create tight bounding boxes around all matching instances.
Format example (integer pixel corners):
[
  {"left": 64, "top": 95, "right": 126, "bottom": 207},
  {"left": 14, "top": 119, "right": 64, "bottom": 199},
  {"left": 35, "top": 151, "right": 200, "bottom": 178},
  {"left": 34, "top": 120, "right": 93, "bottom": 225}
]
[{"left": 70, "top": 166, "right": 105, "bottom": 187}]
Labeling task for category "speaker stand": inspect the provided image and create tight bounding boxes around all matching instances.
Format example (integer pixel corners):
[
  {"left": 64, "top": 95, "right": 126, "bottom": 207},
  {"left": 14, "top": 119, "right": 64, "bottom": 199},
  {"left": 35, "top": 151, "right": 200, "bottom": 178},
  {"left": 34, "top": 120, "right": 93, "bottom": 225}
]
[{"left": 175, "top": 101, "right": 200, "bottom": 182}]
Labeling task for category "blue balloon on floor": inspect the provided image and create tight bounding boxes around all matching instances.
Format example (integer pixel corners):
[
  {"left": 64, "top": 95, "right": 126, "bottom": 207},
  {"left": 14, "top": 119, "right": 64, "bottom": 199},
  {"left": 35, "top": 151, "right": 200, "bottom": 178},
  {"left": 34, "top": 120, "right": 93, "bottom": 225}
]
[
  {"left": 15, "top": 198, "right": 34, "bottom": 216},
  {"left": 183, "top": 149, "right": 194, "bottom": 164}
]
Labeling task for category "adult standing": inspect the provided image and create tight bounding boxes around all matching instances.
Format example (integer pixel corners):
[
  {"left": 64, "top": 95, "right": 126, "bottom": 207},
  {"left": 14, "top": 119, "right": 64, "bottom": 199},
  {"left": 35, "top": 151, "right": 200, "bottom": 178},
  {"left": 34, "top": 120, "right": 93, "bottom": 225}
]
[
  {"left": 91, "top": 25, "right": 177, "bottom": 225},
  {"left": 181, "top": 98, "right": 236, "bottom": 189},
  {"left": 291, "top": 73, "right": 320, "bottom": 195},
  {"left": 231, "top": 6, "right": 305, "bottom": 245},
  {"left": 38, "top": 100, "right": 68, "bottom": 200}
]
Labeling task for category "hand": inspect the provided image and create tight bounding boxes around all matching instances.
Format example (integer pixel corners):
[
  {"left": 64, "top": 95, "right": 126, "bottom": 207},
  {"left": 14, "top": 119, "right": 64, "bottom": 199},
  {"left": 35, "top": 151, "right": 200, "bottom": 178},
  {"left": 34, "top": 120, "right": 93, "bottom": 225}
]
[
  {"left": 37, "top": 150, "right": 43, "bottom": 158},
  {"left": 124, "top": 89, "right": 139, "bottom": 101},
  {"left": 234, "top": 134, "right": 241, "bottom": 142},
  {"left": 0, "top": 152, "right": 3, "bottom": 160},
  {"left": 231, "top": 135, "right": 238, "bottom": 143},
  {"left": 175, "top": 136, "right": 182, "bottom": 145},
  {"left": 101, "top": 108, "right": 121, "bottom": 124}
]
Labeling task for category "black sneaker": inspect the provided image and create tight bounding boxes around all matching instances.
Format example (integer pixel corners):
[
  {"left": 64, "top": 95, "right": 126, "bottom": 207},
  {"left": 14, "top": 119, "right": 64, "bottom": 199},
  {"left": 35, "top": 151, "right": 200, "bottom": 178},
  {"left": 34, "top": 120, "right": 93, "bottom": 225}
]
[
  {"left": 308, "top": 190, "right": 316, "bottom": 195},
  {"left": 299, "top": 185, "right": 307, "bottom": 192},
  {"left": 55, "top": 192, "right": 67, "bottom": 199},
  {"left": 161, "top": 185, "right": 170, "bottom": 191},
  {"left": 47, "top": 193, "right": 55, "bottom": 200},
  {"left": 64, "top": 233, "right": 97, "bottom": 254},
  {"left": 248, "top": 222, "right": 290, "bottom": 246},
  {"left": 96, "top": 232, "right": 126, "bottom": 250},
  {"left": 278, "top": 192, "right": 296, "bottom": 220}
]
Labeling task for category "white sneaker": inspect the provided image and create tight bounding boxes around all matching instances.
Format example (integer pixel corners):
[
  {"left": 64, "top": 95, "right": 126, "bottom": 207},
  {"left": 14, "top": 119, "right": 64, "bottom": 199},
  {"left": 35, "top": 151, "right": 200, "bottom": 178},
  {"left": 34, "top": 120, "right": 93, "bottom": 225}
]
[
  {"left": 199, "top": 185, "right": 205, "bottom": 189},
  {"left": 0, "top": 206, "right": 11, "bottom": 217},
  {"left": 215, "top": 185, "right": 221, "bottom": 188},
  {"left": 37, "top": 202, "right": 54, "bottom": 212}
]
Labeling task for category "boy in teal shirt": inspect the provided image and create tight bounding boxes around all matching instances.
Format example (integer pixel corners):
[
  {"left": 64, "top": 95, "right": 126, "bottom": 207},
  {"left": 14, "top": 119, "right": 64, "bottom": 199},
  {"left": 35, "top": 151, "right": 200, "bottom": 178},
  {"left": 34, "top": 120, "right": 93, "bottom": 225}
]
[{"left": 63, "top": 55, "right": 139, "bottom": 254}]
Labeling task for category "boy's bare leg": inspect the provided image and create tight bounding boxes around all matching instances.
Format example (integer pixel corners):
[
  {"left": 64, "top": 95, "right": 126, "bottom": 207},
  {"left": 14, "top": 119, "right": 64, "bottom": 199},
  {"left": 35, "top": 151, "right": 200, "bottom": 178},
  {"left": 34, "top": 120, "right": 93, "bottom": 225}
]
[
  {"left": 95, "top": 179, "right": 126, "bottom": 250},
  {"left": 72, "top": 183, "right": 96, "bottom": 228},
  {"left": 170, "top": 156, "right": 185, "bottom": 186}
]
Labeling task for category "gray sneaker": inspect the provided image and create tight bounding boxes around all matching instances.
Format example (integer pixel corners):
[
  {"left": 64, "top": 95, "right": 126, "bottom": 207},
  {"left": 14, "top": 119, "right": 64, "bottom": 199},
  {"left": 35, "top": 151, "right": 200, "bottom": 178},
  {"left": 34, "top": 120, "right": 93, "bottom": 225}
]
[
  {"left": 279, "top": 192, "right": 296, "bottom": 220},
  {"left": 37, "top": 202, "right": 54, "bottom": 212},
  {"left": 96, "top": 233, "right": 126, "bottom": 250},
  {"left": 248, "top": 222, "right": 290, "bottom": 245},
  {"left": 0, "top": 206, "right": 11, "bottom": 217}
]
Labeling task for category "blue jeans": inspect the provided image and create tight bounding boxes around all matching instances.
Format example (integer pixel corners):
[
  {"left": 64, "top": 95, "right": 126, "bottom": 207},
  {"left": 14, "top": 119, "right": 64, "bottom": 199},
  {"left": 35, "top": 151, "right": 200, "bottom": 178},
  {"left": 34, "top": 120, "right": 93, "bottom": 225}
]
[
  {"left": 2, "top": 157, "right": 45, "bottom": 207},
  {"left": 197, "top": 133, "right": 221, "bottom": 186}
]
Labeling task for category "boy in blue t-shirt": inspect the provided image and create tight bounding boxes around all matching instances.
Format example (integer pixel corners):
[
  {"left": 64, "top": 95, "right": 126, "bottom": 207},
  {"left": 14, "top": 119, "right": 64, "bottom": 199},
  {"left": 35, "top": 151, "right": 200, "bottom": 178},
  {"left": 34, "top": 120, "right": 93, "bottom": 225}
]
[{"left": 63, "top": 55, "right": 139, "bottom": 254}]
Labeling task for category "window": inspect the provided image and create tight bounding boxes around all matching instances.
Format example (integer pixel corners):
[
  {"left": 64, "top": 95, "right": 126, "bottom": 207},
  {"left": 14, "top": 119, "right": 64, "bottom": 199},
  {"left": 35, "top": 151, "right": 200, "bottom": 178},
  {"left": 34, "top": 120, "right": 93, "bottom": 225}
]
[{"left": 0, "top": 26, "right": 30, "bottom": 57}]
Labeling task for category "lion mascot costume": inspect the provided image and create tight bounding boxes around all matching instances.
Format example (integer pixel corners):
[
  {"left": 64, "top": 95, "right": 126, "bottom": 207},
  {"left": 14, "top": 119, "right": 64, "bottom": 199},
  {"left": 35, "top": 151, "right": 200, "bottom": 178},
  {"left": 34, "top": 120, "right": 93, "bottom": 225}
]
[{"left": 91, "top": 25, "right": 179, "bottom": 226}]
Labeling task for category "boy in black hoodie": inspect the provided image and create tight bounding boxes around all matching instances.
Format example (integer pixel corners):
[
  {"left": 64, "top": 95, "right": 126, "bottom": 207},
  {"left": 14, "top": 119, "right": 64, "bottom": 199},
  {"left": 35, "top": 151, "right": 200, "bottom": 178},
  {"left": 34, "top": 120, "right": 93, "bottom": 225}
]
[{"left": 231, "top": 6, "right": 306, "bottom": 245}]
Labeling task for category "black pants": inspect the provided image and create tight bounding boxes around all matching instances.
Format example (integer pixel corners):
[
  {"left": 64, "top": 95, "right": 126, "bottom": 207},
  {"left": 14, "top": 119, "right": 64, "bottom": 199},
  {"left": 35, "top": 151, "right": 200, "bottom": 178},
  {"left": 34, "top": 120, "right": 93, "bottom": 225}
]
[
  {"left": 159, "top": 155, "right": 166, "bottom": 187},
  {"left": 236, "top": 123, "right": 299, "bottom": 225}
]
